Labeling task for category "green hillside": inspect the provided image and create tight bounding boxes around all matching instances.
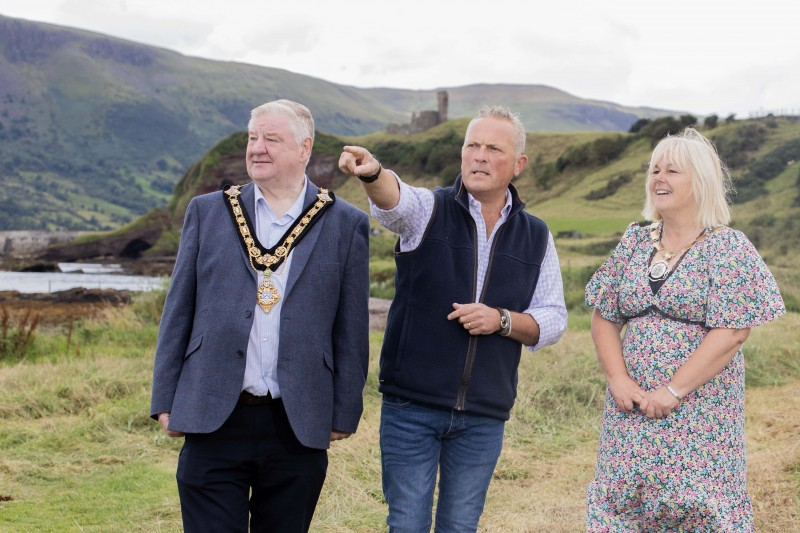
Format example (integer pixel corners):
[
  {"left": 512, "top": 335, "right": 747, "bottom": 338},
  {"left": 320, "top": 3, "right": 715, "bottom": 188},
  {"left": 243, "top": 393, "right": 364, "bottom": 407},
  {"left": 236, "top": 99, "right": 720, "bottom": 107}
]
[
  {"left": 526, "top": 116, "right": 800, "bottom": 313},
  {"left": 0, "top": 14, "right": 676, "bottom": 231},
  {"left": 51, "top": 114, "right": 799, "bottom": 311}
]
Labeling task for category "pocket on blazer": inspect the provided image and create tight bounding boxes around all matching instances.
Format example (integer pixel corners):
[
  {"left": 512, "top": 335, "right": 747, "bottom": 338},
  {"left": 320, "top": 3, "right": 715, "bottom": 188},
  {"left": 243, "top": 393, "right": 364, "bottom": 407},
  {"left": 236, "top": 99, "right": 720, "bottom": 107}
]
[{"left": 184, "top": 334, "right": 203, "bottom": 360}]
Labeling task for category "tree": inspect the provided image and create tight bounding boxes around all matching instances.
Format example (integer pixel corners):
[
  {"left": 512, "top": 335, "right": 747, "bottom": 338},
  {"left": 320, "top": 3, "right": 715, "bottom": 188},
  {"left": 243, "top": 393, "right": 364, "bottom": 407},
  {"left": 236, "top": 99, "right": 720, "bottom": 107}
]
[
  {"left": 628, "top": 118, "right": 650, "bottom": 133},
  {"left": 703, "top": 115, "right": 719, "bottom": 130}
]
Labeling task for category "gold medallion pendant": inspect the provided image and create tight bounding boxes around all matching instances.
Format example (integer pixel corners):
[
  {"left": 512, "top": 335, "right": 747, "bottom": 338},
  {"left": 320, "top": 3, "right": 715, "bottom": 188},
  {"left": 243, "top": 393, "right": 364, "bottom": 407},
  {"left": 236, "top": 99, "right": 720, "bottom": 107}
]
[
  {"left": 257, "top": 272, "right": 281, "bottom": 313},
  {"left": 224, "top": 184, "right": 335, "bottom": 314}
]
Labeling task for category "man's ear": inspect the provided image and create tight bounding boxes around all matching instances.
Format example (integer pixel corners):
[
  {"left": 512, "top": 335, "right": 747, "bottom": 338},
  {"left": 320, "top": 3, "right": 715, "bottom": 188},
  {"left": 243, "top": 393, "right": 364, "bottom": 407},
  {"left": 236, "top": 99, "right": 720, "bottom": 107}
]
[
  {"left": 300, "top": 137, "right": 313, "bottom": 162},
  {"left": 514, "top": 154, "right": 529, "bottom": 176}
]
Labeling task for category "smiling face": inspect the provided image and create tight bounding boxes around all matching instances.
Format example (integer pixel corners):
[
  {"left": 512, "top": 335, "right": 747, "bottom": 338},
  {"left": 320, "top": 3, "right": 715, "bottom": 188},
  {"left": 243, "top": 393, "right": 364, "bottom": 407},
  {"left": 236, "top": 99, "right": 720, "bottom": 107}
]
[
  {"left": 460, "top": 117, "right": 528, "bottom": 202},
  {"left": 648, "top": 157, "right": 696, "bottom": 220},
  {"left": 246, "top": 113, "right": 311, "bottom": 186}
]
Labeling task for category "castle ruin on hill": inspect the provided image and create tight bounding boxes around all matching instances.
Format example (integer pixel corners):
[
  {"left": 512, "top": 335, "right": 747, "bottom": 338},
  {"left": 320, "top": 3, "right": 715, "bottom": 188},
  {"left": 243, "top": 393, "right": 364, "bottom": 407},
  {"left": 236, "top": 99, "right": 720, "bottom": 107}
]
[{"left": 387, "top": 91, "right": 448, "bottom": 134}]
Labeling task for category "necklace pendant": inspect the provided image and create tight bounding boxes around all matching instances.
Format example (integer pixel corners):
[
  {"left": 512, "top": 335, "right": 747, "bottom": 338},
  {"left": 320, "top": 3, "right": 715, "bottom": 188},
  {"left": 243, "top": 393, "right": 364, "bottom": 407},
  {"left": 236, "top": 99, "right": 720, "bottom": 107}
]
[
  {"left": 257, "top": 272, "right": 280, "bottom": 313},
  {"left": 648, "top": 260, "right": 670, "bottom": 282}
]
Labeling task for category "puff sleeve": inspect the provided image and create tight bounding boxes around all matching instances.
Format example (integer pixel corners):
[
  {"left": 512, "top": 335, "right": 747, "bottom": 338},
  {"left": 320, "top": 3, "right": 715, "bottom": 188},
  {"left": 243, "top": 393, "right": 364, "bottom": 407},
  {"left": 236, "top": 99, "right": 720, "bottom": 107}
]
[
  {"left": 585, "top": 222, "right": 641, "bottom": 324},
  {"left": 705, "top": 228, "right": 785, "bottom": 329}
]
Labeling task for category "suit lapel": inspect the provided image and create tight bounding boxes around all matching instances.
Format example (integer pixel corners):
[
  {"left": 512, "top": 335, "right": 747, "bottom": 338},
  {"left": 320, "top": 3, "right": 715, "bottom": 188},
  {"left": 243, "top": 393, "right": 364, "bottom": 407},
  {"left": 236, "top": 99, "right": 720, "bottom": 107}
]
[{"left": 285, "top": 180, "right": 324, "bottom": 298}]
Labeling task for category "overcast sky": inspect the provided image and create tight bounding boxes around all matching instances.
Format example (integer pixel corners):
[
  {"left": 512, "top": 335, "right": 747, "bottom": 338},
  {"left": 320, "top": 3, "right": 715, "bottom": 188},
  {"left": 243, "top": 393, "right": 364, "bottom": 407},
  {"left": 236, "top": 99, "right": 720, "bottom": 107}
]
[{"left": 2, "top": 0, "right": 798, "bottom": 118}]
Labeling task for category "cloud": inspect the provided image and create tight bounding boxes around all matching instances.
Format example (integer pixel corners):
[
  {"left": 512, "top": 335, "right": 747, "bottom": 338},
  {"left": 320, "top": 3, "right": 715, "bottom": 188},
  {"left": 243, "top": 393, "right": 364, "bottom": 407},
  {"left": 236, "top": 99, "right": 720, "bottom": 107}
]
[
  {"left": 50, "top": 0, "right": 216, "bottom": 52},
  {"left": 1, "top": 0, "right": 799, "bottom": 116}
]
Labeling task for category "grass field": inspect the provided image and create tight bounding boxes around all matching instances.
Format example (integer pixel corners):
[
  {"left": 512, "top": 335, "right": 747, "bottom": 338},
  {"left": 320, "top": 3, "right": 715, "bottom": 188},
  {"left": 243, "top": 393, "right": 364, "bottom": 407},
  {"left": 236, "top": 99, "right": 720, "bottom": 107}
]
[{"left": 1, "top": 292, "right": 798, "bottom": 532}]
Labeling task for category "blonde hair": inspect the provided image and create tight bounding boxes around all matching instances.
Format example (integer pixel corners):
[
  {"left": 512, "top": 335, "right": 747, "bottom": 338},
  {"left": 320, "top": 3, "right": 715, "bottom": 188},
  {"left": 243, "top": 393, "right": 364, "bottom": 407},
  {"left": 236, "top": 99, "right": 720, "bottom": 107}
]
[
  {"left": 248, "top": 99, "right": 315, "bottom": 146},
  {"left": 642, "top": 127, "right": 733, "bottom": 227}
]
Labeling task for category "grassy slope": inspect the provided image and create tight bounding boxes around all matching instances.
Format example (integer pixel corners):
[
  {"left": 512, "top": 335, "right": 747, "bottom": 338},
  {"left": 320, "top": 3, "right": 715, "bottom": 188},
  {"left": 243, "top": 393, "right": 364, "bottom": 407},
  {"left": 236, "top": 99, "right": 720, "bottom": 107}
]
[
  {"left": 0, "top": 298, "right": 797, "bottom": 531},
  {"left": 2, "top": 116, "right": 798, "bottom": 530}
]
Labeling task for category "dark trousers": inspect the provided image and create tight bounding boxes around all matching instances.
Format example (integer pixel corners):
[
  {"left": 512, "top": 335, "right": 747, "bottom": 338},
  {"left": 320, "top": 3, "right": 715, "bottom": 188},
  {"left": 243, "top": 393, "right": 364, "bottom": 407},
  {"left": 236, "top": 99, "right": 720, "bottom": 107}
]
[{"left": 176, "top": 398, "right": 328, "bottom": 533}]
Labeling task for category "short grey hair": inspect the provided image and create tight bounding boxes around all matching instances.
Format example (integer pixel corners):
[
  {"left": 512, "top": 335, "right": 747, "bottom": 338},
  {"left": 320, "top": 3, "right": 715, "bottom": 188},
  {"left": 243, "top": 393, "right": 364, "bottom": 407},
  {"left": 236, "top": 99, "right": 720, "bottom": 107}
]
[
  {"left": 248, "top": 99, "right": 315, "bottom": 146},
  {"left": 467, "top": 105, "right": 527, "bottom": 158}
]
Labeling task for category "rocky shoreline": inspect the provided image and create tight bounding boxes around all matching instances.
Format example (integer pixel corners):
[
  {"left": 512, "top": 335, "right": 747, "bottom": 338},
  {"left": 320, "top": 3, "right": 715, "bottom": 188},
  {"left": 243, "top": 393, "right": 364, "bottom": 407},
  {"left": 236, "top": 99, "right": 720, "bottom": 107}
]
[
  {"left": 1, "top": 227, "right": 391, "bottom": 328},
  {"left": 0, "top": 288, "right": 391, "bottom": 330},
  {"left": 0, "top": 287, "right": 134, "bottom": 326}
]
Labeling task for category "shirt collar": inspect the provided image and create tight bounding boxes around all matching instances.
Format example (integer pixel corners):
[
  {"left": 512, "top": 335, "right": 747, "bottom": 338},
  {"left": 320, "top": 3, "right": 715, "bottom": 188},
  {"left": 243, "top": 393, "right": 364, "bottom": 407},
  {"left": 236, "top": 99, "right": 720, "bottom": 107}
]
[
  {"left": 253, "top": 178, "right": 309, "bottom": 222},
  {"left": 467, "top": 189, "right": 513, "bottom": 217}
]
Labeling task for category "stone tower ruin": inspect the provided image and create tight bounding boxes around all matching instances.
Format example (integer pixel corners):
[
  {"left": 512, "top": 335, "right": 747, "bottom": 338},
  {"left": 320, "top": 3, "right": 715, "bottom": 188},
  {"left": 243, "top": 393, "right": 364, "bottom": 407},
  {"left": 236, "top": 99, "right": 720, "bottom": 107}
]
[{"left": 386, "top": 90, "right": 449, "bottom": 134}]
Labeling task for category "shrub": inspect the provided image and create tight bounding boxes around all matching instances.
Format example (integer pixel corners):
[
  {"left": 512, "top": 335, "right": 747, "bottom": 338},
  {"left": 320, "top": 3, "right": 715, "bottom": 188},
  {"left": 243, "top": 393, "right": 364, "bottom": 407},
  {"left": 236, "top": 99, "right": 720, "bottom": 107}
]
[
  {"left": 585, "top": 172, "right": 633, "bottom": 201},
  {"left": 0, "top": 306, "right": 40, "bottom": 361},
  {"left": 635, "top": 116, "right": 684, "bottom": 146},
  {"left": 628, "top": 118, "right": 650, "bottom": 134},
  {"left": 555, "top": 136, "right": 629, "bottom": 172},
  {"left": 371, "top": 130, "right": 463, "bottom": 181},
  {"left": 534, "top": 160, "right": 558, "bottom": 190},
  {"left": 735, "top": 138, "right": 800, "bottom": 203},
  {"left": 713, "top": 123, "right": 767, "bottom": 169},
  {"left": 555, "top": 143, "right": 589, "bottom": 172}
]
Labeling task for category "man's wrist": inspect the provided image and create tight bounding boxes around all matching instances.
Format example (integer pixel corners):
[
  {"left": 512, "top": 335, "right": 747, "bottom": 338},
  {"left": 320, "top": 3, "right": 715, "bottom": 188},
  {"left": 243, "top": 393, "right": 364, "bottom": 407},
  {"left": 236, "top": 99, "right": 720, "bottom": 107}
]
[
  {"left": 497, "top": 308, "right": 512, "bottom": 336},
  {"left": 358, "top": 161, "right": 382, "bottom": 183}
]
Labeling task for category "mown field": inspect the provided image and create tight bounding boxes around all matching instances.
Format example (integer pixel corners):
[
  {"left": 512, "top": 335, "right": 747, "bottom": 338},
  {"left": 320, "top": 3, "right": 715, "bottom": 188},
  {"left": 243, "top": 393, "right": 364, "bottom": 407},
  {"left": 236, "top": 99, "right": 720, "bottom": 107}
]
[
  {"left": 2, "top": 115, "right": 799, "bottom": 531},
  {"left": 1, "top": 288, "right": 797, "bottom": 532}
]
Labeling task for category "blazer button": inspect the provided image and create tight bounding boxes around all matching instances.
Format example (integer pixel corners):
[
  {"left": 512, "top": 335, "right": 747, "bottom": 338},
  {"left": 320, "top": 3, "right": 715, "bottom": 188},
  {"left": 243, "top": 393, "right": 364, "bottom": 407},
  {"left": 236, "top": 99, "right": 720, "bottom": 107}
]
[
  {"left": 236, "top": 350, "right": 244, "bottom": 358},
  {"left": 244, "top": 310, "right": 252, "bottom": 318}
]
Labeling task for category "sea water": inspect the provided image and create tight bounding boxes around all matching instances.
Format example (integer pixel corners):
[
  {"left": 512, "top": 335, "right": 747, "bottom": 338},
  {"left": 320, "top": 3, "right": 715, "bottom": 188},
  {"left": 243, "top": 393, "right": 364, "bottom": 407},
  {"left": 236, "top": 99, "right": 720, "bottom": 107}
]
[{"left": 0, "top": 271, "right": 166, "bottom": 293}]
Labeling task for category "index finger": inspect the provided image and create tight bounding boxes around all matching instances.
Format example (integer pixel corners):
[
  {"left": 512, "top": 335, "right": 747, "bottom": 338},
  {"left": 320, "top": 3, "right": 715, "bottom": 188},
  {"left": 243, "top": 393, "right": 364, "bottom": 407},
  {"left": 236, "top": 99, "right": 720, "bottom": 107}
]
[
  {"left": 342, "top": 145, "right": 370, "bottom": 160},
  {"left": 446, "top": 302, "right": 470, "bottom": 321}
]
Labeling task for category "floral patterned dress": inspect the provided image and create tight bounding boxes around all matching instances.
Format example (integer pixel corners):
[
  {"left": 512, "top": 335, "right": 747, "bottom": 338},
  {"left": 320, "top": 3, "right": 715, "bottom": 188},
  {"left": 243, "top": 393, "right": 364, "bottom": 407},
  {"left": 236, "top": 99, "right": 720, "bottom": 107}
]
[{"left": 584, "top": 222, "right": 786, "bottom": 532}]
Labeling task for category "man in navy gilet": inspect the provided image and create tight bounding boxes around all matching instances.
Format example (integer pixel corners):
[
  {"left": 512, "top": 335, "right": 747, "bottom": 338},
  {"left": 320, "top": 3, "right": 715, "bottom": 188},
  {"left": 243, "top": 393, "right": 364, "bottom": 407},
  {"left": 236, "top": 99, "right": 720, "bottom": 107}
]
[{"left": 339, "top": 105, "right": 567, "bottom": 532}]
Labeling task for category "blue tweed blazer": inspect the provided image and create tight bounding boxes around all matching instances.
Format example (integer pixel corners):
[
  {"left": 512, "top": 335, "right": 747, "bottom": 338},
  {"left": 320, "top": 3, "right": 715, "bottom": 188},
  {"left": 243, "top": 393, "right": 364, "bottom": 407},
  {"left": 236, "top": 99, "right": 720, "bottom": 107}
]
[{"left": 150, "top": 180, "right": 370, "bottom": 449}]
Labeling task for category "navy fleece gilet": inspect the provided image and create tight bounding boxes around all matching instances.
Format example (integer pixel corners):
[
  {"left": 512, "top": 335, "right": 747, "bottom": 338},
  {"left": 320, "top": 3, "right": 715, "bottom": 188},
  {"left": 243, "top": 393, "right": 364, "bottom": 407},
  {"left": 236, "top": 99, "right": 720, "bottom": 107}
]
[{"left": 378, "top": 176, "right": 549, "bottom": 420}]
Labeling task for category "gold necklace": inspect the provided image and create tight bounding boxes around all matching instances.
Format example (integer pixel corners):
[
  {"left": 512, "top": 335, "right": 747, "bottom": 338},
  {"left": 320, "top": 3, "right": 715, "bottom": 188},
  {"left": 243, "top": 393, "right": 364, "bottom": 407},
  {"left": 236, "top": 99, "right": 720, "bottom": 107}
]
[
  {"left": 224, "top": 184, "right": 334, "bottom": 313},
  {"left": 647, "top": 223, "right": 707, "bottom": 282}
]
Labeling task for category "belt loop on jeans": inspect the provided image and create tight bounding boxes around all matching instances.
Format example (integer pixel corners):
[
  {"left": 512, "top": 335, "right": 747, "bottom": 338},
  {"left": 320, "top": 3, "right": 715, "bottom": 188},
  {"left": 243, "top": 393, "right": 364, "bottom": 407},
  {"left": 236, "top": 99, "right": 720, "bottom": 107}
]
[{"left": 239, "top": 391, "right": 274, "bottom": 405}]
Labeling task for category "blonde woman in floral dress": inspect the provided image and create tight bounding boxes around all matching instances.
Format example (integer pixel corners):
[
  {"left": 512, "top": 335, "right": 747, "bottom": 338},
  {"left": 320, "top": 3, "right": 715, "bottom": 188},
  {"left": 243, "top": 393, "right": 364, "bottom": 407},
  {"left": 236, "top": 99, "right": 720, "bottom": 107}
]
[{"left": 584, "top": 127, "right": 785, "bottom": 531}]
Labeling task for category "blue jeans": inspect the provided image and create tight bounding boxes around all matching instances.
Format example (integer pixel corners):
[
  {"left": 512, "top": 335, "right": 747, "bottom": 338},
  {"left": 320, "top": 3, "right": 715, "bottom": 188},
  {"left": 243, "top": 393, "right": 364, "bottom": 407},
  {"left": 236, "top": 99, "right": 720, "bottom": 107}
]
[{"left": 380, "top": 394, "right": 505, "bottom": 533}]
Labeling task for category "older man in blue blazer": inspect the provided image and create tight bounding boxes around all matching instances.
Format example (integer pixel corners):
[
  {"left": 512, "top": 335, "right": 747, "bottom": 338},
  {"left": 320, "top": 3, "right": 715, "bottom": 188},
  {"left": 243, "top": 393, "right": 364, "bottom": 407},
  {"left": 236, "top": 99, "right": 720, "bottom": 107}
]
[{"left": 151, "top": 99, "right": 370, "bottom": 533}]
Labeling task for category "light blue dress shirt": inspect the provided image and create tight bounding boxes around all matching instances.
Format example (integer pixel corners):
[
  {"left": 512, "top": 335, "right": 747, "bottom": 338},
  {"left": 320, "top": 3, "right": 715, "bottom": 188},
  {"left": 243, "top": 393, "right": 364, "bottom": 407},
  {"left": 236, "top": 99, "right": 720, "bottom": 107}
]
[{"left": 241, "top": 180, "right": 308, "bottom": 397}]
